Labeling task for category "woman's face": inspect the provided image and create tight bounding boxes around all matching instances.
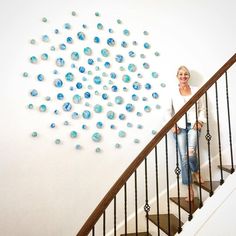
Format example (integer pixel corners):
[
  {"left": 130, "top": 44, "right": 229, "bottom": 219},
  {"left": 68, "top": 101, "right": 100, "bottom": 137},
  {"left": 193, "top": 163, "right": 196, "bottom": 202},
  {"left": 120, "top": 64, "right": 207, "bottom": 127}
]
[{"left": 177, "top": 68, "right": 190, "bottom": 86}]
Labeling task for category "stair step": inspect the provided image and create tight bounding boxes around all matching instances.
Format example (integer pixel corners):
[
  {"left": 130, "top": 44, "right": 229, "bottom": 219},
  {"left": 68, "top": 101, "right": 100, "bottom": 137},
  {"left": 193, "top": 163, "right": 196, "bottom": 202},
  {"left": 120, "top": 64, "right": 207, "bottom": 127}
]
[
  {"left": 194, "top": 180, "right": 220, "bottom": 193},
  {"left": 170, "top": 197, "right": 200, "bottom": 213},
  {"left": 218, "top": 165, "right": 236, "bottom": 174},
  {"left": 148, "top": 214, "right": 183, "bottom": 236},
  {"left": 120, "top": 233, "right": 152, "bottom": 236}
]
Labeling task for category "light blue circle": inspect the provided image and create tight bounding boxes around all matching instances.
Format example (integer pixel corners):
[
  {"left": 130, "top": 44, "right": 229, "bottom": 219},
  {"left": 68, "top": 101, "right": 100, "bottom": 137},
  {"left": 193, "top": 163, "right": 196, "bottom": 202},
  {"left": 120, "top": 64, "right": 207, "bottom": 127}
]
[
  {"left": 30, "top": 56, "right": 38, "bottom": 64},
  {"left": 101, "top": 49, "right": 109, "bottom": 57},
  {"left": 39, "top": 104, "right": 47, "bottom": 112},
  {"left": 144, "top": 42, "right": 151, "bottom": 49},
  {"left": 41, "top": 53, "right": 48, "bottom": 60},
  {"left": 59, "top": 43, "right": 66, "bottom": 50},
  {"left": 126, "top": 103, "right": 134, "bottom": 112},
  {"left": 128, "top": 51, "right": 135, "bottom": 57},
  {"left": 115, "top": 55, "right": 124, "bottom": 63},
  {"left": 104, "top": 62, "right": 111, "bottom": 68},
  {"left": 79, "top": 66, "right": 85, "bottom": 73},
  {"left": 54, "top": 79, "right": 63, "bottom": 87},
  {"left": 71, "top": 52, "right": 79, "bottom": 60},
  {"left": 144, "top": 105, "right": 151, "bottom": 112},
  {"left": 97, "top": 23, "right": 103, "bottom": 30},
  {"left": 70, "top": 131, "right": 78, "bottom": 138},
  {"left": 133, "top": 82, "right": 141, "bottom": 90},
  {"left": 121, "top": 41, "right": 128, "bottom": 48},
  {"left": 84, "top": 92, "right": 91, "bottom": 99},
  {"left": 62, "top": 102, "right": 72, "bottom": 111},
  {"left": 56, "top": 58, "right": 65, "bottom": 67},
  {"left": 115, "top": 96, "right": 123, "bottom": 104},
  {"left": 42, "top": 35, "right": 49, "bottom": 42},
  {"left": 102, "top": 93, "right": 108, "bottom": 100},
  {"left": 110, "top": 72, "right": 117, "bottom": 79},
  {"left": 94, "top": 36, "right": 100, "bottom": 43},
  {"left": 128, "top": 64, "right": 137, "bottom": 72},
  {"left": 76, "top": 82, "right": 83, "bottom": 89},
  {"left": 143, "top": 62, "right": 150, "bottom": 69},
  {"left": 94, "top": 76, "right": 102, "bottom": 85},
  {"left": 37, "top": 74, "right": 44, "bottom": 81},
  {"left": 92, "top": 132, "right": 102, "bottom": 142},
  {"left": 145, "top": 83, "right": 152, "bottom": 90},
  {"left": 94, "top": 104, "right": 103, "bottom": 113},
  {"left": 132, "top": 94, "right": 139, "bottom": 101},
  {"left": 88, "top": 58, "right": 94, "bottom": 65},
  {"left": 50, "top": 123, "right": 56, "bottom": 128},
  {"left": 32, "top": 131, "right": 38, "bottom": 137},
  {"left": 82, "top": 110, "right": 91, "bottom": 119},
  {"left": 107, "top": 111, "right": 115, "bottom": 119},
  {"left": 57, "top": 93, "right": 64, "bottom": 100},
  {"left": 84, "top": 47, "right": 92, "bottom": 56},
  {"left": 122, "top": 74, "right": 131, "bottom": 83},
  {"left": 72, "top": 112, "right": 79, "bottom": 119},
  {"left": 64, "top": 23, "right": 71, "bottom": 29},
  {"left": 65, "top": 72, "right": 74, "bottom": 81},
  {"left": 73, "top": 94, "right": 82, "bottom": 104},
  {"left": 119, "top": 114, "right": 126, "bottom": 120},
  {"left": 77, "top": 31, "right": 85, "bottom": 40},
  {"left": 67, "top": 37, "right": 73, "bottom": 44},
  {"left": 152, "top": 72, "right": 158, "bottom": 78},
  {"left": 111, "top": 85, "right": 118, "bottom": 92},
  {"left": 123, "top": 29, "right": 130, "bottom": 36},
  {"left": 152, "top": 92, "right": 159, "bottom": 99},
  {"left": 75, "top": 144, "right": 81, "bottom": 150},
  {"left": 107, "top": 38, "right": 115, "bottom": 46},
  {"left": 118, "top": 130, "right": 126, "bottom": 137},
  {"left": 96, "top": 121, "right": 103, "bottom": 129},
  {"left": 30, "top": 89, "right": 38, "bottom": 96}
]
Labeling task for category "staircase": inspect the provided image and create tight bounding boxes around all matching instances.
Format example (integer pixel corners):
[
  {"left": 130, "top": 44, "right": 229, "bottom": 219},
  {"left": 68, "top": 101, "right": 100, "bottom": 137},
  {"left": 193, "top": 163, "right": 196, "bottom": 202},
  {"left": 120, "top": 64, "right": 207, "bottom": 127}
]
[{"left": 77, "top": 54, "right": 236, "bottom": 236}]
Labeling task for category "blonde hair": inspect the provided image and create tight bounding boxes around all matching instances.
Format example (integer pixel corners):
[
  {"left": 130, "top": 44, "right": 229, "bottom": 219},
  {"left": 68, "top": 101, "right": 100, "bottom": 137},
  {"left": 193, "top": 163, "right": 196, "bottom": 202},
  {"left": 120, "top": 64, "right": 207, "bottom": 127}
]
[{"left": 176, "top": 66, "right": 190, "bottom": 77}]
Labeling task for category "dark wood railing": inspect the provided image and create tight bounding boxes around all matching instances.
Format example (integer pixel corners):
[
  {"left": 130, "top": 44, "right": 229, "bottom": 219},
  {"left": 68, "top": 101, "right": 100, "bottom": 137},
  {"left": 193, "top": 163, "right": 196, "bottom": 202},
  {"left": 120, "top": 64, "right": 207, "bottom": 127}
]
[{"left": 77, "top": 53, "right": 236, "bottom": 236}]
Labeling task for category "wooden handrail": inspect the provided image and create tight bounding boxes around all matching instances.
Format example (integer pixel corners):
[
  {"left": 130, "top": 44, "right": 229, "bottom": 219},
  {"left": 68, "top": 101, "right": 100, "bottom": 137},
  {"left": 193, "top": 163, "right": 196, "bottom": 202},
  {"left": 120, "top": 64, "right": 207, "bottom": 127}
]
[{"left": 77, "top": 53, "right": 236, "bottom": 236}]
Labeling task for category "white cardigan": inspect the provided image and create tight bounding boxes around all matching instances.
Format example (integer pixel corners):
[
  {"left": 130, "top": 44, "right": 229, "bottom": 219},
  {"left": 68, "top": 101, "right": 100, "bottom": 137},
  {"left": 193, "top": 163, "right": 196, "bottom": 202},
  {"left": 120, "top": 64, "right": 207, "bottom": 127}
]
[{"left": 165, "top": 85, "right": 206, "bottom": 128}]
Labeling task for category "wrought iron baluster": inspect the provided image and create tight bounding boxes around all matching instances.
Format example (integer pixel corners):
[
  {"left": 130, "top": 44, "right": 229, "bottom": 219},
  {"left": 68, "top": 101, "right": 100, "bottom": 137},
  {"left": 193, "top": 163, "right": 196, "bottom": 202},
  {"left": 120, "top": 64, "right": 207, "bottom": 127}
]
[
  {"left": 165, "top": 134, "right": 171, "bottom": 235},
  {"left": 144, "top": 157, "right": 150, "bottom": 234},
  {"left": 124, "top": 183, "right": 127, "bottom": 235},
  {"left": 185, "top": 113, "right": 193, "bottom": 221},
  {"left": 114, "top": 196, "right": 116, "bottom": 236},
  {"left": 205, "top": 92, "right": 213, "bottom": 196},
  {"left": 155, "top": 146, "right": 160, "bottom": 236},
  {"left": 225, "top": 71, "right": 234, "bottom": 173},
  {"left": 92, "top": 226, "right": 95, "bottom": 236},
  {"left": 174, "top": 123, "right": 182, "bottom": 232},
  {"left": 103, "top": 211, "right": 106, "bottom": 236},
  {"left": 134, "top": 170, "right": 138, "bottom": 235},
  {"left": 215, "top": 81, "right": 224, "bottom": 184},
  {"left": 195, "top": 102, "right": 203, "bottom": 208}
]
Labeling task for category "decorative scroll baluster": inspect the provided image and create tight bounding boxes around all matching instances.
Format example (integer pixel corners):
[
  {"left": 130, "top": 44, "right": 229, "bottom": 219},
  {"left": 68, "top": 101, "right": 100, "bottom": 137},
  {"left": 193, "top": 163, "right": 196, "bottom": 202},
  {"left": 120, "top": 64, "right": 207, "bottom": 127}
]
[
  {"left": 165, "top": 134, "right": 171, "bottom": 235},
  {"left": 174, "top": 123, "right": 182, "bottom": 232},
  {"left": 124, "top": 183, "right": 127, "bottom": 235},
  {"left": 205, "top": 92, "right": 213, "bottom": 196},
  {"left": 114, "top": 196, "right": 116, "bottom": 236},
  {"left": 195, "top": 102, "right": 203, "bottom": 208},
  {"left": 184, "top": 113, "right": 193, "bottom": 221},
  {"left": 155, "top": 146, "right": 160, "bottom": 236},
  {"left": 134, "top": 170, "right": 138, "bottom": 234},
  {"left": 103, "top": 211, "right": 106, "bottom": 236},
  {"left": 225, "top": 71, "right": 234, "bottom": 173},
  {"left": 144, "top": 157, "right": 150, "bottom": 234},
  {"left": 215, "top": 82, "right": 224, "bottom": 184}
]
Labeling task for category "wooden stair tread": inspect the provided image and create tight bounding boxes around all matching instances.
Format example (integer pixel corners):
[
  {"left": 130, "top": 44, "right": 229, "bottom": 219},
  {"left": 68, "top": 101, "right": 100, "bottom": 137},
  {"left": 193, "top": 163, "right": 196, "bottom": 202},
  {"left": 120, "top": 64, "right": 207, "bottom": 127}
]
[
  {"left": 194, "top": 180, "right": 220, "bottom": 192},
  {"left": 148, "top": 214, "right": 183, "bottom": 236},
  {"left": 170, "top": 197, "right": 200, "bottom": 213},
  {"left": 120, "top": 233, "right": 152, "bottom": 236},
  {"left": 218, "top": 165, "right": 236, "bottom": 174}
]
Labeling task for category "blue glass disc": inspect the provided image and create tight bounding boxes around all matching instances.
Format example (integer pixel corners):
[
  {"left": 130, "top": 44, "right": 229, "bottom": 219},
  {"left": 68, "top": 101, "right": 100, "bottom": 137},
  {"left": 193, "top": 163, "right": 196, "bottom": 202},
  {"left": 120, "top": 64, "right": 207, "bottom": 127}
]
[
  {"left": 71, "top": 52, "right": 79, "bottom": 60},
  {"left": 133, "top": 82, "right": 141, "bottom": 90},
  {"left": 115, "top": 55, "right": 124, "bottom": 63},
  {"left": 30, "top": 89, "right": 38, "bottom": 96},
  {"left": 94, "top": 76, "right": 102, "bottom": 85},
  {"left": 92, "top": 132, "right": 102, "bottom": 142},
  {"left": 76, "top": 82, "right": 83, "bottom": 89},
  {"left": 84, "top": 47, "right": 92, "bottom": 56},
  {"left": 101, "top": 49, "right": 110, "bottom": 57},
  {"left": 107, "top": 111, "right": 115, "bottom": 119},
  {"left": 122, "top": 74, "right": 131, "bottom": 83},
  {"left": 57, "top": 93, "right": 64, "bottom": 100},
  {"left": 77, "top": 32, "right": 85, "bottom": 40},
  {"left": 126, "top": 103, "right": 134, "bottom": 112},
  {"left": 115, "top": 96, "right": 123, "bottom": 104},
  {"left": 65, "top": 72, "right": 74, "bottom": 81},
  {"left": 128, "top": 64, "right": 136, "bottom": 72},
  {"left": 94, "top": 104, "right": 103, "bottom": 113},
  {"left": 82, "top": 110, "right": 91, "bottom": 119},
  {"left": 56, "top": 58, "right": 65, "bottom": 67},
  {"left": 107, "top": 38, "right": 115, "bottom": 46},
  {"left": 54, "top": 79, "right": 63, "bottom": 87},
  {"left": 37, "top": 74, "right": 44, "bottom": 81},
  {"left": 62, "top": 102, "right": 72, "bottom": 111},
  {"left": 39, "top": 104, "right": 47, "bottom": 112}
]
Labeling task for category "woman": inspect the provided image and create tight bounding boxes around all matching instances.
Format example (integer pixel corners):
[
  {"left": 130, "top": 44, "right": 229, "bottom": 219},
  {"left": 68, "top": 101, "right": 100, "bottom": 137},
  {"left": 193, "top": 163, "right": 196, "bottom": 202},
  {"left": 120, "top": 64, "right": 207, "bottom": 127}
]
[{"left": 166, "top": 66, "right": 206, "bottom": 201}]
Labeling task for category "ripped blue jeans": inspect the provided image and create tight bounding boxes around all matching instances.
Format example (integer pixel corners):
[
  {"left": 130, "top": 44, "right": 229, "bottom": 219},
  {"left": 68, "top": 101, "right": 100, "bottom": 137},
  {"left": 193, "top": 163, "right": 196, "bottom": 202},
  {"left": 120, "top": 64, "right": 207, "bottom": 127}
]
[{"left": 173, "top": 123, "right": 201, "bottom": 185}]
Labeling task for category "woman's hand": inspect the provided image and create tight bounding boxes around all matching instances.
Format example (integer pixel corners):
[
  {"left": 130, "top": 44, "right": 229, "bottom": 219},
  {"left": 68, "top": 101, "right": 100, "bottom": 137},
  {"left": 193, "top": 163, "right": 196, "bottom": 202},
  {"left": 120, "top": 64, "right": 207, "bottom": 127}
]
[
  {"left": 172, "top": 125, "right": 180, "bottom": 134},
  {"left": 194, "top": 121, "right": 203, "bottom": 130}
]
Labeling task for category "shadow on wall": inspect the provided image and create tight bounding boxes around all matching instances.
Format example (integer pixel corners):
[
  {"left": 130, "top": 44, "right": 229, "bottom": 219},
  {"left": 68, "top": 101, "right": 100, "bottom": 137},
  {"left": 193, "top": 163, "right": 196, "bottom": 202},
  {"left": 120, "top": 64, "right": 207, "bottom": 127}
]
[{"left": 190, "top": 70, "right": 205, "bottom": 87}]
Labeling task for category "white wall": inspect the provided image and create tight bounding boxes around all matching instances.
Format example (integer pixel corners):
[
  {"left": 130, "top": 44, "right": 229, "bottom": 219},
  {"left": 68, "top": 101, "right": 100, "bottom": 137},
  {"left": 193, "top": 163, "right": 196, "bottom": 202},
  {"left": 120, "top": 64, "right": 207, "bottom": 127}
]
[{"left": 0, "top": 0, "right": 236, "bottom": 235}]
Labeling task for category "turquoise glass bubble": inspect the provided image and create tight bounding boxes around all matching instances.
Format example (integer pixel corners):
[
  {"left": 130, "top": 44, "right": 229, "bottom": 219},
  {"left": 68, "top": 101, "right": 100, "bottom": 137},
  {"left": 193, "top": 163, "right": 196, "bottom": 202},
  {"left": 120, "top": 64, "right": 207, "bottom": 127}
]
[
  {"left": 142, "top": 97, "right": 147, "bottom": 101},
  {"left": 65, "top": 72, "right": 74, "bottom": 81},
  {"left": 128, "top": 64, "right": 137, "bottom": 72},
  {"left": 143, "top": 30, "right": 149, "bottom": 35},
  {"left": 64, "top": 23, "right": 71, "bottom": 29},
  {"left": 101, "top": 49, "right": 109, "bottom": 57},
  {"left": 127, "top": 122, "right": 133, "bottom": 128},
  {"left": 102, "top": 93, "right": 108, "bottom": 100},
  {"left": 137, "top": 112, "right": 142, "bottom": 117},
  {"left": 57, "top": 93, "right": 64, "bottom": 100},
  {"left": 145, "top": 83, "right": 151, "bottom": 90},
  {"left": 104, "top": 62, "right": 110, "bottom": 68},
  {"left": 84, "top": 92, "right": 91, "bottom": 98},
  {"left": 56, "top": 58, "right": 65, "bottom": 67},
  {"left": 94, "top": 36, "right": 100, "bottom": 43},
  {"left": 121, "top": 41, "right": 128, "bottom": 48},
  {"left": 54, "top": 110, "right": 59, "bottom": 115},
  {"left": 31, "top": 131, "right": 38, "bottom": 137},
  {"left": 59, "top": 44, "right": 66, "bottom": 50},
  {"left": 39, "top": 104, "right": 47, "bottom": 112},
  {"left": 95, "top": 12, "right": 100, "bottom": 17},
  {"left": 76, "top": 82, "right": 82, "bottom": 89},
  {"left": 41, "top": 53, "right": 48, "bottom": 60},
  {"left": 82, "top": 110, "right": 91, "bottom": 119},
  {"left": 137, "top": 124, "right": 143, "bottom": 129},
  {"left": 144, "top": 42, "right": 150, "bottom": 49},
  {"left": 94, "top": 76, "right": 102, "bottom": 85},
  {"left": 132, "top": 94, "right": 139, "bottom": 101},
  {"left": 67, "top": 37, "right": 73, "bottom": 44},
  {"left": 115, "top": 96, "right": 123, "bottom": 104},
  {"left": 123, "top": 29, "right": 130, "bottom": 36},
  {"left": 30, "top": 56, "right": 37, "bottom": 64},
  {"left": 133, "top": 82, "right": 141, "bottom": 90},
  {"left": 77, "top": 31, "right": 85, "bottom": 40},
  {"left": 79, "top": 66, "right": 85, "bottom": 73},
  {"left": 152, "top": 92, "right": 159, "bottom": 99},
  {"left": 126, "top": 103, "right": 134, "bottom": 112},
  {"left": 30, "top": 89, "right": 38, "bottom": 96},
  {"left": 128, "top": 51, "right": 135, "bottom": 57},
  {"left": 107, "top": 111, "right": 115, "bottom": 119},
  {"left": 71, "top": 52, "right": 79, "bottom": 60},
  {"left": 54, "top": 79, "right": 63, "bottom": 87},
  {"left": 107, "top": 38, "right": 115, "bottom": 46},
  {"left": 62, "top": 102, "right": 72, "bottom": 111},
  {"left": 42, "top": 35, "right": 49, "bottom": 42},
  {"left": 28, "top": 104, "right": 34, "bottom": 109},
  {"left": 152, "top": 72, "right": 158, "bottom": 78},
  {"left": 111, "top": 85, "right": 118, "bottom": 92},
  {"left": 110, "top": 72, "right": 117, "bottom": 79},
  {"left": 37, "top": 74, "right": 44, "bottom": 81},
  {"left": 119, "top": 113, "right": 126, "bottom": 120},
  {"left": 143, "top": 62, "right": 150, "bottom": 69},
  {"left": 96, "top": 121, "right": 103, "bottom": 129},
  {"left": 72, "top": 112, "right": 79, "bottom": 119},
  {"left": 70, "top": 130, "right": 78, "bottom": 138},
  {"left": 118, "top": 130, "right": 126, "bottom": 138},
  {"left": 92, "top": 132, "right": 102, "bottom": 142},
  {"left": 94, "top": 104, "right": 103, "bottom": 113},
  {"left": 144, "top": 105, "right": 151, "bottom": 112},
  {"left": 110, "top": 124, "right": 116, "bottom": 129},
  {"left": 108, "top": 28, "right": 113, "bottom": 33},
  {"left": 82, "top": 124, "right": 87, "bottom": 129},
  {"left": 88, "top": 58, "right": 94, "bottom": 65},
  {"left": 97, "top": 23, "right": 103, "bottom": 30},
  {"left": 50, "top": 123, "right": 56, "bottom": 128},
  {"left": 122, "top": 74, "right": 131, "bottom": 83},
  {"left": 84, "top": 47, "right": 92, "bottom": 56},
  {"left": 115, "top": 55, "right": 124, "bottom": 63}
]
